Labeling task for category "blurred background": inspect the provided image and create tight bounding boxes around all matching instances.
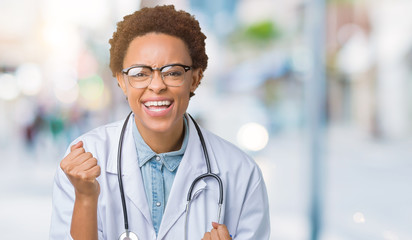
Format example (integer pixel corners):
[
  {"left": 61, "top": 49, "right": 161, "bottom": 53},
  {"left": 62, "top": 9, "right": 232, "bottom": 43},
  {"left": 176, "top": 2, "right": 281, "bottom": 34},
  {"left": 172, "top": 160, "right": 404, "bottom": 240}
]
[{"left": 0, "top": 0, "right": 411, "bottom": 239}]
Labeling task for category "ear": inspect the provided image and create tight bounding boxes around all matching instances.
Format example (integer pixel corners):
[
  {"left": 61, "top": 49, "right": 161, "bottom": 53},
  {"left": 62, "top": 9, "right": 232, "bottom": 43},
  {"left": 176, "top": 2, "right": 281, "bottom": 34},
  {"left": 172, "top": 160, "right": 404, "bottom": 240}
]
[
  {"left": 116, "top": 73, "right": 128, "bottom": 96},
  {"left": 190, "top": 68, "right": 202, "bottom": 93}
]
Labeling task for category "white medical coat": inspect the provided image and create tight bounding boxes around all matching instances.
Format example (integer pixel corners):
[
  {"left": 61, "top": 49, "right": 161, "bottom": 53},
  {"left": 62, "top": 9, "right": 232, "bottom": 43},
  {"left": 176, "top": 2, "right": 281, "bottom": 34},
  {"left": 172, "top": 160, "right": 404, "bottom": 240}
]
[{"left": 50, "top": 115, "right": 270, "bottom": 239}]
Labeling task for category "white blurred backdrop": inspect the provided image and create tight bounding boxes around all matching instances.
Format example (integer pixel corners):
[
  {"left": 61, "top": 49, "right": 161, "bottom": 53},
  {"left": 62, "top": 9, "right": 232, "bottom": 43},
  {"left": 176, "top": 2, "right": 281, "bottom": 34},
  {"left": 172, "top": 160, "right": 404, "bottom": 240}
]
[{"left": 0, "top": 0, "right": 411, "bottom": 239}]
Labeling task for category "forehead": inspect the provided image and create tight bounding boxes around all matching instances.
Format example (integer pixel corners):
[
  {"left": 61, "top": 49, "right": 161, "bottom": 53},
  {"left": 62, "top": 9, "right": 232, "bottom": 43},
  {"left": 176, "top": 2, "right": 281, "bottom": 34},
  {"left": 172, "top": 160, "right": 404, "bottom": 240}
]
[{"left": 123, "top": 33, "right": 192, "bottom": 67}]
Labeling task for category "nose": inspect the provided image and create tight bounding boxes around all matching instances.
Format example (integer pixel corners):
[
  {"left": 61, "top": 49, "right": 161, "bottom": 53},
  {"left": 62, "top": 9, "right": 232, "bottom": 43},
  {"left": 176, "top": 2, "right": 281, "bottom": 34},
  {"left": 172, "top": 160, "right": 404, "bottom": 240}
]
[{"left": 147, "top": 70, "right": 167, "bottom": 93}]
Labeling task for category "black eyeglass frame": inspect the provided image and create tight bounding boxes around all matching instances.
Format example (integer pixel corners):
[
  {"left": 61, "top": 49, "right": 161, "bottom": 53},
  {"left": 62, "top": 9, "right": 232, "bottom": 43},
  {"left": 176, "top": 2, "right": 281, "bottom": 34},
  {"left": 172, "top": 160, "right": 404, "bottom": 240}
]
[
  {"left": 122, "top": 63, "right": 192, "bottom": 75},
  {"left": 121, "top": 63, "right": 192, "bottom": 88}
]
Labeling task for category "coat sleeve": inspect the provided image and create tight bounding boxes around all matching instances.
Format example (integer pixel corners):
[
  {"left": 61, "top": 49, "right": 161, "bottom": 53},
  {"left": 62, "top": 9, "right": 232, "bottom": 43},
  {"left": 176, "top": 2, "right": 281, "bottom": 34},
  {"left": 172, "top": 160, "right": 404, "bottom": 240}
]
[
  {"left": 49, "top": 162, "right": 76, "bottom": 240},
  {"left": 234, "top": 170, "right": 271, "bottom": 239},
  {"left": 49, "top": 145, "right": 104, "bottom": 240}
]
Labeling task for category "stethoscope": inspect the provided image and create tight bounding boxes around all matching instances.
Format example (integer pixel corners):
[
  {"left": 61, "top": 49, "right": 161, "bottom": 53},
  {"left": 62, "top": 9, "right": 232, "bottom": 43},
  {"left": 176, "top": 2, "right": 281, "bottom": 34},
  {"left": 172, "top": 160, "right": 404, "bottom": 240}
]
[{"left": 117, "top": 112, "right": 223, "bottom": 240}]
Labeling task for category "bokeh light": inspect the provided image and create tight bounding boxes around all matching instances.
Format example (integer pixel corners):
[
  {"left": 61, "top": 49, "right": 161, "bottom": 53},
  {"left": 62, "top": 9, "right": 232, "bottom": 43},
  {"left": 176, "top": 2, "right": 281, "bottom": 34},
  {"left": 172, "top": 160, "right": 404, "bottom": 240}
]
[
  {"left": 352, "top": 212, "right": 366, "bottom": 224},
  {"left": 54, "top": 84, "right": 79, "bottom": 104},
  {"left": 237, "top": 122, "right": 269, "bottom": 151},
  {"left": 51, "top": 66, "right": 78, "bottom": 92},
  {"left": 79, "top": 74, "right": 106, "bottom": 110},
  {"left": 0, "top": 73, "right": 20, "bottom": 101},
  {"left": 16, "top": 63, "right": 43, "bottom": 96}
]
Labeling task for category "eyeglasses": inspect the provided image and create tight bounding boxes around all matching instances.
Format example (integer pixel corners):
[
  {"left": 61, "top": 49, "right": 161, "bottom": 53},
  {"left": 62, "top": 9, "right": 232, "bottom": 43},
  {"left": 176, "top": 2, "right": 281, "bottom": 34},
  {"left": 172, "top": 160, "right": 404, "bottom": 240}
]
[{"left": 122, "top": 63, "right": 192, "bottom": 89}]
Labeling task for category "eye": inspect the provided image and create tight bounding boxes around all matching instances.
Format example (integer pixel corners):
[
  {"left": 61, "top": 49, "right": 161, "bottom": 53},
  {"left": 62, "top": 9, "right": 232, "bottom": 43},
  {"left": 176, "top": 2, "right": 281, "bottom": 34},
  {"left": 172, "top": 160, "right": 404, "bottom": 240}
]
[
  {"left": 162, "top": 66, "right": 185, "bottom": 78},
  {"left": 164, "top": 71, "right": 183, "bottom": 77},
  {"left": 130, "top": 72, "right": 148, "bottom": 77},
  {"left": 127, "top": 67, "right": 151, "bottom": 78}
]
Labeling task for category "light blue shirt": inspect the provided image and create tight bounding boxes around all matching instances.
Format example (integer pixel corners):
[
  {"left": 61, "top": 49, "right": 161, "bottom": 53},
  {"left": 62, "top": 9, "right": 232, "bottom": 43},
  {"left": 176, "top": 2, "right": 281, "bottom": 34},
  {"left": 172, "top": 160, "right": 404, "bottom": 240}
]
[{"left": 132, "top": 117, "right": 189, "bottom": 235}]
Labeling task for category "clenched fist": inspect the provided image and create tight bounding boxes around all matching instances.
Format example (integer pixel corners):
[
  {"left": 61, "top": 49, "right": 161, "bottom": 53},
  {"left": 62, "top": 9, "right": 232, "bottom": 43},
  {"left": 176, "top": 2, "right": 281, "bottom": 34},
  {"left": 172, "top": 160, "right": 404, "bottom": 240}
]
[
  {"left": 202, "top": 222, "right": 232, "bottom": 240},
  {"left": 60, "top": 141, "right": 101, "bottom": 199}
]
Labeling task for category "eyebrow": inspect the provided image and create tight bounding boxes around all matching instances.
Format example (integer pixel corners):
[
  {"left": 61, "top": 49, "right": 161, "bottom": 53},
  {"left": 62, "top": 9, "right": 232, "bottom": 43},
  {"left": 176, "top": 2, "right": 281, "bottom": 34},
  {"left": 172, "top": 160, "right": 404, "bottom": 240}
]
[
  {"left": 126, "top": 63, "right": 187, "bottom": 69},
  {"left": 127, "top": 64, "right": 151, "bottom": 68}
]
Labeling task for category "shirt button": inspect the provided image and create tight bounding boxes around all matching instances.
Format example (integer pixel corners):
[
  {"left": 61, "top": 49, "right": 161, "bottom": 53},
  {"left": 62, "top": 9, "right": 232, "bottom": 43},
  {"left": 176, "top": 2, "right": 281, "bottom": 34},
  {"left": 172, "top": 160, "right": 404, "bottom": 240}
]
[
  {"left": 156, "top": 156, "right": 161, "bottom": 161},
  {"left": 156, "top": 202, "right": 161, "bottom": 207}
]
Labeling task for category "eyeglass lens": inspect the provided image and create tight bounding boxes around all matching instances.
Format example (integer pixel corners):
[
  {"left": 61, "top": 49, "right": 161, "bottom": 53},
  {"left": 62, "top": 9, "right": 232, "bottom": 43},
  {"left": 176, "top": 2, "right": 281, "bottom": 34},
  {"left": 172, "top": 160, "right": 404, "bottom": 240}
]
[{"left": 126, "top": 65, "right": 186, "bottom": 88}]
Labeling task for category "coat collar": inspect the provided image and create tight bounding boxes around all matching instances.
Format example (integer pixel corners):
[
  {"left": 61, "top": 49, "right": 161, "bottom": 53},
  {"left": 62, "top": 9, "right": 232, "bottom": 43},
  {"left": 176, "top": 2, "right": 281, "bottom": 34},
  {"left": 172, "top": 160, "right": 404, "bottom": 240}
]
[{"left": 105, "top": 113, "right": 220, "bottom": 175}]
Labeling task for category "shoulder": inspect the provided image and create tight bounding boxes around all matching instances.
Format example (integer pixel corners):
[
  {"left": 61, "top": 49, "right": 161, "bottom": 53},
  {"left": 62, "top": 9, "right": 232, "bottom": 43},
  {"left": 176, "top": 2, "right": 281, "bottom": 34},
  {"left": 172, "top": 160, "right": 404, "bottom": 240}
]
[
  {"left": 201, "top": 128, "right": 262, "bottom": 179},
  {"left": 73, "top": 120, "right": 123, "bottom": 147},
  {"left": 202, "top": 128, "right": 249, "bottom": 159},
  {"left": 77, "top": 120, "right": 123, "bottom": 143},
  {"left": 63, "top": 120, "right": 123, "bottom": 158}
]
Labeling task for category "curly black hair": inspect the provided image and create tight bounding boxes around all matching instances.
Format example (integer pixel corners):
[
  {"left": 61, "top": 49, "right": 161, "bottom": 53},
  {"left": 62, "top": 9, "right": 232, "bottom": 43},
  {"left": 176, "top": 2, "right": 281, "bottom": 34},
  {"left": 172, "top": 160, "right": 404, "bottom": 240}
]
[{"left": 109, "top": 5, "right": 208, "bottom": 78}]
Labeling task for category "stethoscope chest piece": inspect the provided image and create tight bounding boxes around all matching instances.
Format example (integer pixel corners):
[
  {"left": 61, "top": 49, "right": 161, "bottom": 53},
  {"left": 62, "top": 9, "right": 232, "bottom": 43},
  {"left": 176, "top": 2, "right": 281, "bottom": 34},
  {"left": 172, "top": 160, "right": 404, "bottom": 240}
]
[{"left": 119, "top": 231, "right": 139, "bottom": 240}]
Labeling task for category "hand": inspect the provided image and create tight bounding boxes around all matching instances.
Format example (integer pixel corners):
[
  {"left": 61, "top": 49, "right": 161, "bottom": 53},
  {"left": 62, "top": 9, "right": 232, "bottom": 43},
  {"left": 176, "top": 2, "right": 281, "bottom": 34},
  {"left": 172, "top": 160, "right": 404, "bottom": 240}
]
[
  {"left": 202, "top": 222, "right": 232, "bottom": 240},
  {"left": 60, "top": 141, "right": 101, "bottom": 199}
]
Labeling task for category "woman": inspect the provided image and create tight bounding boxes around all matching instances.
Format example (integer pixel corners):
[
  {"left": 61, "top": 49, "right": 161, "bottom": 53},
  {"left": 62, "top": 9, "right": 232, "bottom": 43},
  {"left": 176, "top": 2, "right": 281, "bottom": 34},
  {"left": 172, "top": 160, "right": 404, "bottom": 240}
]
[{"left": 50, "top": 5, "right": 270, "bottom": 240}]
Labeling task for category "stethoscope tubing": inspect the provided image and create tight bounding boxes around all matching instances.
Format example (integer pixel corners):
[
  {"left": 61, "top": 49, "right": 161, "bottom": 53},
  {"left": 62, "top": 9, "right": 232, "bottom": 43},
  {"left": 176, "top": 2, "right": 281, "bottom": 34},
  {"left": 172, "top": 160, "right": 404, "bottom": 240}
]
[
  {"left": 186, "top": 114, "right": 223, "bottom": 205},
  {"left": 117, "top": 112, "right": 223, "bottom": 239},
  {"left": 117, "top": 111, "right": 133, "bottom": 231}
]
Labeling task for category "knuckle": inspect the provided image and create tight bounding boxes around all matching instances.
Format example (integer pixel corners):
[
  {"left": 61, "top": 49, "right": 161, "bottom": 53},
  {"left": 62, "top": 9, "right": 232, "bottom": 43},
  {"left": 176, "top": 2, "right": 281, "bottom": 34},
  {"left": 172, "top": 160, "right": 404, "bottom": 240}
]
[
  {"left": 72, "top": 148, "right": 83, "bottom": 156},
  {"left": 70, "top": 168, "right": 79, "bottom": 177},
  {"left": 73, "top": 148, "right": 81, "bottom": 155},
  {"left": 60, "top": 153, "right": 75, "bottom": 169},
  {"left": 65, "top": 164, "right": 74, "bottom": 173},
  {"left": 90, "top": 157, "right": 98, "bottom": 165},
  {"left": 79, "top": 172, "right": 89, "bottom": 181},
  {"left": 60, "top": 160, "right": 66, "bottom": 170}
]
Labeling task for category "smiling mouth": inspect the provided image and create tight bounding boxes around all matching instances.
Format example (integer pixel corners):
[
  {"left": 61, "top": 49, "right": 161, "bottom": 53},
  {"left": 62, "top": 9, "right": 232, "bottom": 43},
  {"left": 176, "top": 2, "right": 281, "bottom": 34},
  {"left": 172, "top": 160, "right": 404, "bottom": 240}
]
[{"left": 143, "top": 100, "right": 172, "bottom": 112}]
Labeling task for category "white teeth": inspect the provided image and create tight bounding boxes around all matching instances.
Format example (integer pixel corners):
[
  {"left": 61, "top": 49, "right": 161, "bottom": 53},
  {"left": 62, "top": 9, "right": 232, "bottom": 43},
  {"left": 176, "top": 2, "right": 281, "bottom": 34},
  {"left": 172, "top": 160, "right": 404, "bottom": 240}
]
[
  {"left": 144, "top": 100, "right": 171, "bottom": 107},
  {"left": 150, "top": 108, "right": 166, "bottom": 112}
]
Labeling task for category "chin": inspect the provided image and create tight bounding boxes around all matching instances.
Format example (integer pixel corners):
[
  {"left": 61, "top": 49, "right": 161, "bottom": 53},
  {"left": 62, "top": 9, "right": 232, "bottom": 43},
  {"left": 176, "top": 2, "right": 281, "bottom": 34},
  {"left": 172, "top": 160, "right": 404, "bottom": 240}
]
[{"left": 137, "top": 114, "right": 180, "bottom": 134}]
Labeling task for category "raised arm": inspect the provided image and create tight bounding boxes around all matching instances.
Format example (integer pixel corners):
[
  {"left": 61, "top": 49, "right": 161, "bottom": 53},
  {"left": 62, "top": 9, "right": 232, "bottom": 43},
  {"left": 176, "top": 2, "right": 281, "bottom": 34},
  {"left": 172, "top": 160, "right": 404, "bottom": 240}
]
[{"left": 59, "top": 141, "right": 101, "bottom": 240}]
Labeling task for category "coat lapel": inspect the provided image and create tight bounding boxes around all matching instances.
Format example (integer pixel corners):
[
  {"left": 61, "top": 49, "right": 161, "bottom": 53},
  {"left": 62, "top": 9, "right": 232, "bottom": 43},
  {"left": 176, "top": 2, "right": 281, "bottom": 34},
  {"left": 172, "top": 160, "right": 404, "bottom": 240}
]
[
  {"left": 105, "top": 114, "right": 153, "bottom": 233},
  {"left": 157, "top": 116, "right": 215, "bottom": 239}
]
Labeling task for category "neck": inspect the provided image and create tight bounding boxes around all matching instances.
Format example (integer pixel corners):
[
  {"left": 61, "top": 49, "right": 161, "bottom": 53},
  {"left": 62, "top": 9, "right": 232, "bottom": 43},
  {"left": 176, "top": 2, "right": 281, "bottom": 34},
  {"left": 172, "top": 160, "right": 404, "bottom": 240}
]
[{"left": 135, "top": 118, "right": 185, "bottom": 154}]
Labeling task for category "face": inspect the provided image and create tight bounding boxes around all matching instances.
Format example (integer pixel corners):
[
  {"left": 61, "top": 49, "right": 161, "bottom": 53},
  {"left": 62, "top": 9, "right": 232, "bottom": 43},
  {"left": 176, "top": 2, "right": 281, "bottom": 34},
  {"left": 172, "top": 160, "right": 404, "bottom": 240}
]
[{"left": 117, "top": 33, "right": 201, "bottom": 137}]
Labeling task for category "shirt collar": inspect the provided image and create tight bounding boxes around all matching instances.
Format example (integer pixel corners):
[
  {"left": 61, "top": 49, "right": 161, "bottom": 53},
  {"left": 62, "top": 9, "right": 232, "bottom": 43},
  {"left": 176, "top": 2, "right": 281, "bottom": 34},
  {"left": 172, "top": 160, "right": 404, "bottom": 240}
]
[{"left": 132, "top": 116, "right": 189, "bottom": 172}]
